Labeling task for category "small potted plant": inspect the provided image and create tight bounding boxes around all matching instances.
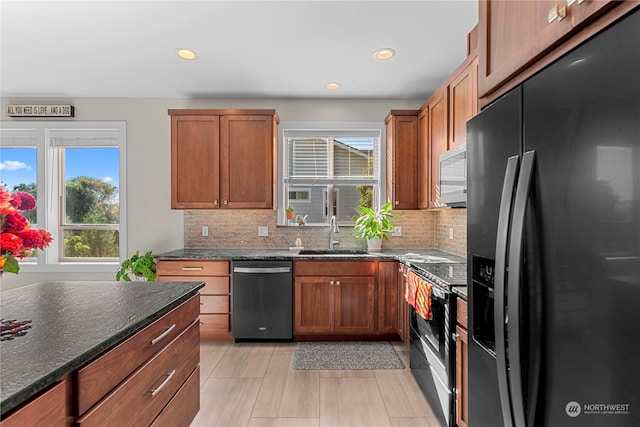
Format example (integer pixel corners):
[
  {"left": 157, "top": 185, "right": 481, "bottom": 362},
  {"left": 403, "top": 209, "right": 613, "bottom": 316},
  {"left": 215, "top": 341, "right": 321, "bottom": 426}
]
[
  {"left": 116, "top": 250, "right": 157, "bottom": 281},
  {"left": 353, "top": 201, "right": 394, "bottom": 251},
  {"left": 285, "top": 206, "right": 295, "bottom": 220}
]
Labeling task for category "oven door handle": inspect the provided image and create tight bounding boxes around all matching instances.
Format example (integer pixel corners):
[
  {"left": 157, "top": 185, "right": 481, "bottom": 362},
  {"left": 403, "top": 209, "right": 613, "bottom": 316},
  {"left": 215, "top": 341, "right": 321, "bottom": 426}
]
[
  {"left": 507, "top": 150, "right": 536, "bottom": 427},
  {"left": 494, "top": 155, "right": 520, "bottom": 427}
]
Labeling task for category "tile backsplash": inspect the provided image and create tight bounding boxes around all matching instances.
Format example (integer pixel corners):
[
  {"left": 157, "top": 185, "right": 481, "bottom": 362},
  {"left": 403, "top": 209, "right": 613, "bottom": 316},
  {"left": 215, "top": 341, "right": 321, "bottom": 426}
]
[{"left": 185, "top": 208, "right": 467, "bottom": 257}]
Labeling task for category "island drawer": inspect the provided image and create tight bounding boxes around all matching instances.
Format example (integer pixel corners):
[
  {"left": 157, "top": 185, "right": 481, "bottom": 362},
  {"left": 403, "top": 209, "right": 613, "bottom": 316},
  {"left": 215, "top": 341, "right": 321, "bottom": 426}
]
[
  {"left": 76, "top": 321, "right": 199, "bottom": 427},
  {"left": 0, "top": 380, "right": 66, "bottom": 427},
  {"left": 157, "top": 260, "right": 230, "bottom": 276},
  {"left": 150, "top": 365, "right": 200, "bottom": 427},
  {"left": 76, "top": 295, "right": 200, "bottom": 415},
  {"left": 294, "top": 260, "right": 376, "bottom": 277}
]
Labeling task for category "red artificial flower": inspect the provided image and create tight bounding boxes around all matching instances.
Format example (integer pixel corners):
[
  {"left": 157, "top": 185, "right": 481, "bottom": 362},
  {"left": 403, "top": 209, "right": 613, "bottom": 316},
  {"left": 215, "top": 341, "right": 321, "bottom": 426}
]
[
  {"left": 2, "top": 212, "right": 28, "bottom": 234},
  {"left": 1, "top": 233, "right": 24, "bottom": 254},
  {"left": 17, "top": 229, "right": 46, "bottom": 250},
  {"left": 12, "top": 192, "right": 36, "bottom": 211},
  {"left": 39, "top": 229, "right": 53, "bottom": 246},
  {"left": 0, "top": 186, "right": 12, "bottom": 209}
]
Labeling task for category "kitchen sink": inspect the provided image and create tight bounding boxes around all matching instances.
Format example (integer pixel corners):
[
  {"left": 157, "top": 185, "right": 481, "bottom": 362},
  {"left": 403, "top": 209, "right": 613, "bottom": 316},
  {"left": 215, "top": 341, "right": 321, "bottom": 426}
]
[{"left": 298, "top": 249, "right": 369, "bottom": 255}]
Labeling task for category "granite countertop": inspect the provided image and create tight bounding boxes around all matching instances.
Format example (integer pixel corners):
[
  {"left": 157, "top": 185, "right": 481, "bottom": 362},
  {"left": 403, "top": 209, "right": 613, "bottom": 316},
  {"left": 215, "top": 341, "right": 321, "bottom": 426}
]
[
  {"left": 156, "top": 247, "right": 469, "bottom": 299},
  {"left": 0, "top": 280, "right": 204, "bottom": 417},
  {"left": 155, "top": 247, "right": 464, "bottom": 262}
]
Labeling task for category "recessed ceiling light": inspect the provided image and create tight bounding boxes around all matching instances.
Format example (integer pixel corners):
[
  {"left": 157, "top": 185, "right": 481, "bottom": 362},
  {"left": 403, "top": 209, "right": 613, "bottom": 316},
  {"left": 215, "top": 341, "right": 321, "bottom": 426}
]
[
  {"left": 374, "top": 48, "right": 396, "bottom": 61},
  {"left": 177, "top": 48, "right": 197, "bottom": 60},
  {"left": 325, "top": 82, "right": 341, "bottom": 90}
]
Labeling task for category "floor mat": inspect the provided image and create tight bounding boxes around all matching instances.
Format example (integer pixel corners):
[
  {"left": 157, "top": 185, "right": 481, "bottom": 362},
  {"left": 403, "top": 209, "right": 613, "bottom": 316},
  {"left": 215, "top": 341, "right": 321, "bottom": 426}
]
[{"left": 293, "top": 341, "right": 405, "bottom": 370}]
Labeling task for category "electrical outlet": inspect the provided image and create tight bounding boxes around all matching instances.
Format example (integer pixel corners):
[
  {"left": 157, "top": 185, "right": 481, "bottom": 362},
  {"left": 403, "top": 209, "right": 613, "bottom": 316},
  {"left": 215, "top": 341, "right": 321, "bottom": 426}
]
[
  {"left": 258, "top": 226, "right": 268, "bottom": 237},
  {"left": 449, "top": 227, "right": 454, "bottom": 240},
  {"left": 201, "top": 226, "right": 208, "bottom": 237},
  {"left": 391, "top": 226, "right": 402, "bottom": 237}
]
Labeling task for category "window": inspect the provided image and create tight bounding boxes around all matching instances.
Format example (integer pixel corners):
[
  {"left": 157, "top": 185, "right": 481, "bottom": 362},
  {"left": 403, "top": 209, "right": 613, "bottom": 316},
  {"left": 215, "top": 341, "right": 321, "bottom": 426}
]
[
  {"left": 0, "top": 122, "right": 126, "bottom": 272},
  {"left": 280, "top": 123, "right": 383, "bottom": 225}
]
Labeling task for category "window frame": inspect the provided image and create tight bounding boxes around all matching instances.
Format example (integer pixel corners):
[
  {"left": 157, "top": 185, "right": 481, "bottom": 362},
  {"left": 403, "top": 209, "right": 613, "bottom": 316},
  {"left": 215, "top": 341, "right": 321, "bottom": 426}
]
[
  {"left": 278, "top": 121, "right": 386, "bottom": 226},
  {"left": 0, "top": 121, "right": 127, "bottom": 273}
]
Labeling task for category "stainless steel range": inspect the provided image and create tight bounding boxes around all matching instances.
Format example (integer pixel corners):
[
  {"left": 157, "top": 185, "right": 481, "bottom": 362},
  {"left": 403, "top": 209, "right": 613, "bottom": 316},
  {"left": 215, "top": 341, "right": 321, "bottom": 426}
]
[{"left": 407, "top": 262, "right": 466, "bottom": 427}]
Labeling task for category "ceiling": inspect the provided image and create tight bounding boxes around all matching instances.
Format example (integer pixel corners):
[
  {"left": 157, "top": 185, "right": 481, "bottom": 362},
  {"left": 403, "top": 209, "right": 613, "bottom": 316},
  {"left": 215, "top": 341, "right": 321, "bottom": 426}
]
[{"left": 0, "top": 0, "right": 478, "bottom": 100}]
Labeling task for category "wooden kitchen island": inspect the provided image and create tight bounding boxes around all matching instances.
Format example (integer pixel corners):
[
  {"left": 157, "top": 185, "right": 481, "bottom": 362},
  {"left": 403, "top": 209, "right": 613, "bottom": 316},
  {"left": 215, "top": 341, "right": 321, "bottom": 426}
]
[{"left": 0, "top": 280, "right": 204, "bottom": 427}]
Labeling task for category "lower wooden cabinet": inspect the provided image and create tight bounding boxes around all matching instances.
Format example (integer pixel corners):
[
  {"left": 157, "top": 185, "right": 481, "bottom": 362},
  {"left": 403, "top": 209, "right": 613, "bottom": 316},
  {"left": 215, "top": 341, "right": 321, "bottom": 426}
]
[
  {"left": 0, "top": 380, "right": 66, "bottom": 427},
  {"left": 157, "top": 259, "right": 232, "bottom": 341},
  {"left": 75, "top": 296, "right": 200, "bottom": 427},
  {"left": 377, "top": 261, "right": 399, "bottom": 334},
  {"left": 455, "top": 297, "right": 469, "bottom": 427},
  {"left": 294, "top": 260, "right": 378, "bottom": 336},
  {"left": 397, "top": 262, "right": 410, "bottom": 346},
  {"left": 76, "top": 321, "right": 200, "bottom": 427}
]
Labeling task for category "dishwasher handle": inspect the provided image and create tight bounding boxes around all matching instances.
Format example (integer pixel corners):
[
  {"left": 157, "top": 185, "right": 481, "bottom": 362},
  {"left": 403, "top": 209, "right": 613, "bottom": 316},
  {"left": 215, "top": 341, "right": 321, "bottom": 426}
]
[{"left": 233, "top": 266, "right": 291, "bottom": 274}]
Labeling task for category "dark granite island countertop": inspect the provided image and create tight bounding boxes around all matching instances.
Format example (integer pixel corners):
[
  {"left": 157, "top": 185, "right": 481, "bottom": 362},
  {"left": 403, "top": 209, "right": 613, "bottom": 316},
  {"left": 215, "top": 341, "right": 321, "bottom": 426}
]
[{"left": 0, "top": 280, "right": 204, "bottom": 417}]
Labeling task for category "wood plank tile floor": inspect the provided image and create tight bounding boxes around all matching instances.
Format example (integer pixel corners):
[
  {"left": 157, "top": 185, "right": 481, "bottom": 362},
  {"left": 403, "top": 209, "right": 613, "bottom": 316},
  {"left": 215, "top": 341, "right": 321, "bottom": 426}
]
[{"left": 190, "top": 342, "right": 442, "bottom": 427}]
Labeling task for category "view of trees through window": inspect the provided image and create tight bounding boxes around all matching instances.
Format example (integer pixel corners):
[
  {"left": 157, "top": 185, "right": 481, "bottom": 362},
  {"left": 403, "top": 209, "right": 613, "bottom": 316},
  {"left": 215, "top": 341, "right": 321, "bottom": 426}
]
[{"left": 0, "top": 145, "right": 120, "bottom": 261}]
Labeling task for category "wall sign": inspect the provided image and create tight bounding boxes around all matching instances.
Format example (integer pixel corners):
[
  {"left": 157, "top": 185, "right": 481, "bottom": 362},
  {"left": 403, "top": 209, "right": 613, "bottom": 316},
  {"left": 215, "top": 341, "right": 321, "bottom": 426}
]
[{"left": 6, "top": 104, "right": 75, "bottom": 117}]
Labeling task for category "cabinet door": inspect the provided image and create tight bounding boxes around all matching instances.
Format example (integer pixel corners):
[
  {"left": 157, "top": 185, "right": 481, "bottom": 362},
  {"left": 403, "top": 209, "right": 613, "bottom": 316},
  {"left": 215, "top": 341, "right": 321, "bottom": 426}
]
[
  {"left": 417, "top": 108, "right": 431, "bottom": 209},
  {"left": 448, "top": 57, "right": 478, "bottom": 150},
  {"left": 428, "top": 88, "right": 448, "bottom": 208},
  {"left": 220, "top": 114, "right": 274, "bottom": 209},
  {"left": 389, "top": 114, "right": 419, "bottom": 210},
  {"left": 397, "top": 263, "right": 410, "bottom": 346},
  {"left": 294, "top": 277, "right": 333, "bottom": 334},
  {"left": 171, "top": 115, "right": 220, "bottom": 209},
  {"left": 478, "top": 0, "right": 620, "bottom": 99},
  {"left": 334, "top": 277, "right": 376, "bottom": 334},
  {"left": 377, "top": 261, "right": 398, "bottom": 334},
  {"left": 456, "top": 324, "right": 469, "bottom": 427}
]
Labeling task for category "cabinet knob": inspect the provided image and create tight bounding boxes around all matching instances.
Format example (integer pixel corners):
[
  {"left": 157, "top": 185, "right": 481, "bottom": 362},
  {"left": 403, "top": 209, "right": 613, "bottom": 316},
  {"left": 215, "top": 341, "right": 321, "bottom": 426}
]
[
  {"left": 330, "top": 280, "right": 334, "bottom": 285},
  {"left": 336, "top": 280, "right": 341, "bottom": 286},
  {"left": 548, "top": 4, "right": 567, "bottom": 23},
  {"left": 395, "top": 200, "right": 399, "bottom": 206},
  {"left": 223, "top": 200, "right": 228, "bottom": 205},
  {"left": 452, "top": 332, "right": 459, "bottom": 341},
  {"left": 214, "top": 200, "right": 218, "bottom": 205}
]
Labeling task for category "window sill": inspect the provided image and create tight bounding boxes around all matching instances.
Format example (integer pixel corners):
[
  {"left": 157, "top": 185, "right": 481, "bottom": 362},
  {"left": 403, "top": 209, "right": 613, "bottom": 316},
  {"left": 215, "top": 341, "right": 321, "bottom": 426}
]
[{"left": 17, "top": 262, "right": 120, "bottom": 274}]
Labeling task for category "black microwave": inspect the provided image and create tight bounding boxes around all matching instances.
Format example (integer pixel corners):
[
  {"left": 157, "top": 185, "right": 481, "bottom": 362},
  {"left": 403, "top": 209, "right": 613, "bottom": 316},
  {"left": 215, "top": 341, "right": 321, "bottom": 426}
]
[{"left": 439, "top": 143, "right": 466, "bottom": 207}]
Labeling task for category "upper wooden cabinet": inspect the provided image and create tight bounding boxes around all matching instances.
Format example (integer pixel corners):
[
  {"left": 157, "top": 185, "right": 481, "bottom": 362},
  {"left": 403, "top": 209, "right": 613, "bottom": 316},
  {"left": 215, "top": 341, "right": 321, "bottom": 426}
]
[
  {"left": 448, "top": 57, "right": 478, "bottom": 150},
  {"left": 478, "top": 0, "right": 625, "bottom": 101},
  {"left": 417, "top": 109, "right": 430, "bottom": 209},
  {"left": 426, "top": 87, "right": 448, "bottom": 209},
  {"left": 169, "top": 109, "right": 278, "bottom": 209},
  {"left": 385, "top": 110, "right": 420, "bottom": 210}
]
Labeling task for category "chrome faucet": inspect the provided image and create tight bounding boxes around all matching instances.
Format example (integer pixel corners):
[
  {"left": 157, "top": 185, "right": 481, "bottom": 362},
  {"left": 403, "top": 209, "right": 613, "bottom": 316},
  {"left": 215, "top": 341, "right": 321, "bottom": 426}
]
[{"left": 329, "top": 215, "right": 340, "bottom": 250}]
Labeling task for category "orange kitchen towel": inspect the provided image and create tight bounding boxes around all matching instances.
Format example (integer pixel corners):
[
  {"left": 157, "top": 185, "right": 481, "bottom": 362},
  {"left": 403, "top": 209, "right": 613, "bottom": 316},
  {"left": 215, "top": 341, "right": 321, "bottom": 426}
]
[{"left": 405, "top": 271, "right": 433, "bottom": 320}]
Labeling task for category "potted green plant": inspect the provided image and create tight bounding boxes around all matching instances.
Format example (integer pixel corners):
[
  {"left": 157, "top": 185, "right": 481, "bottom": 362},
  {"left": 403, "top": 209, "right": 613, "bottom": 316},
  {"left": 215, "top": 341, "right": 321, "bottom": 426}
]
[
  {"left": 353, "top": 201, "right": 394, "bottom": 251},
  {"left": 285, "top": 206, "right": 295, "bottom": 220},
  {"left": 116, "top": 250, "right": 157, "bottom": 281}
]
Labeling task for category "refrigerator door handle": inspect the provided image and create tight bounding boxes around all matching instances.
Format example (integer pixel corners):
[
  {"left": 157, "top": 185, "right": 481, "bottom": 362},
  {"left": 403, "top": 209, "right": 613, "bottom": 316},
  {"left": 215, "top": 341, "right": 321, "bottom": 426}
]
[
  {"left": 507, "top": 150, "right": 536, "bottom": 427},
  {"left": 494, "top": 155, "right": 520, "bottom": 427}
]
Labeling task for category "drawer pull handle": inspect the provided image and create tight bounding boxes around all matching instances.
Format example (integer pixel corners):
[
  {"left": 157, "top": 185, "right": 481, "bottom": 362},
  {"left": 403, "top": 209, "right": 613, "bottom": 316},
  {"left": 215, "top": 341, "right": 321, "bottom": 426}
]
[
  {"left": 150, "top": 369, "right": 176, "bottom": 397},
  {"left": 182, "top": 267, "right": 204, "bottom": 271},
  {"left": 150, "top": 324, "right": 176, "bottom": 345}
]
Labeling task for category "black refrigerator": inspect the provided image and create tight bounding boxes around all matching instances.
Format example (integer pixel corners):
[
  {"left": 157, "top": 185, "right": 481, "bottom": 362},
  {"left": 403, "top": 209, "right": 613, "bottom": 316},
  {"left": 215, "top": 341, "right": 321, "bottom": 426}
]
[{"left": 467, "top": 8, "right": 640, "bottom": 427}]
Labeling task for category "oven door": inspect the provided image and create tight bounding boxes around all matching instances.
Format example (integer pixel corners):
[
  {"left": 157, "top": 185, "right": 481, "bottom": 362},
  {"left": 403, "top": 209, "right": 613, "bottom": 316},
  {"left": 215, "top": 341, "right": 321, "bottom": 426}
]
[
  {"left": 409, "top": 282, "right": 455, "bottom": 427},
  {"left": 409, "top": 283, "right": 452, "bottom": 373}
]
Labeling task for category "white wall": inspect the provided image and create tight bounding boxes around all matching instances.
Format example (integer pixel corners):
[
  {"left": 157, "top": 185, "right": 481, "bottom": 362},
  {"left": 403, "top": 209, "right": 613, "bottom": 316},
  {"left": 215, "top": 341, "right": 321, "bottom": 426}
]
[{"left": 0, "top": 97, "right": 422, "bottom": 289}]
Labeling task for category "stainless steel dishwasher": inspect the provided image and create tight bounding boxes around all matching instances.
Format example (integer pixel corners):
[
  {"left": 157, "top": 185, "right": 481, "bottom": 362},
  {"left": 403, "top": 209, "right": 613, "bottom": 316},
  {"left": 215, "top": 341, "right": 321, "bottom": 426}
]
[{"left": 232, "top": 260, "right": 293, "bottom": 340}]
